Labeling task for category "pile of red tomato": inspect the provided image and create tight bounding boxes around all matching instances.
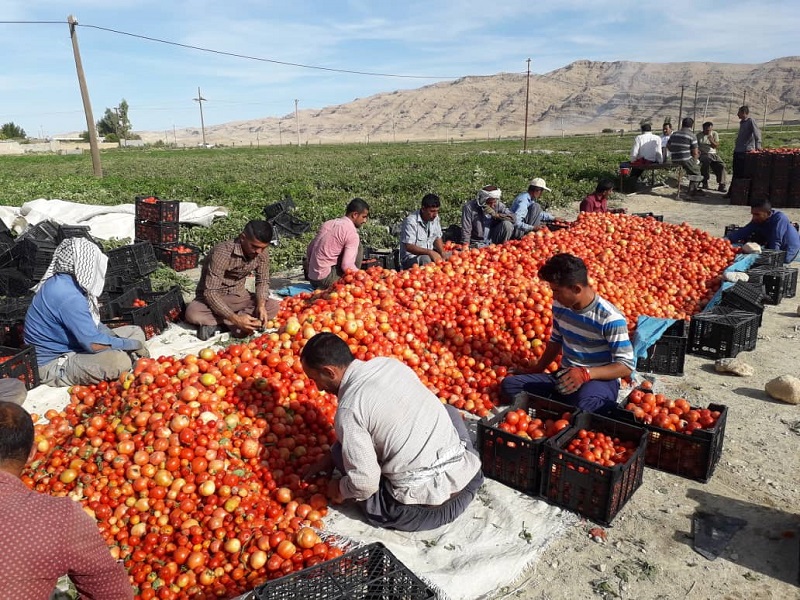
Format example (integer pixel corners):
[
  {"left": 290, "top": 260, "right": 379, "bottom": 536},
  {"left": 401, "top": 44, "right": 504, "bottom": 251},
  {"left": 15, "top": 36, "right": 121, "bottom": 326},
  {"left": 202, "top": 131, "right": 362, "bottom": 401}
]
[
  {"left": 624, "top": 383, "right": 722, "bottom": 433},
  {"left": 564, "top": 429, "right": 638, "bottom": 467},
  {"left": 498, "top": 408, "right": 572, "bottom": 439},
  {"left": 24, "top": 213, "right": 738, "bottom": 599}
]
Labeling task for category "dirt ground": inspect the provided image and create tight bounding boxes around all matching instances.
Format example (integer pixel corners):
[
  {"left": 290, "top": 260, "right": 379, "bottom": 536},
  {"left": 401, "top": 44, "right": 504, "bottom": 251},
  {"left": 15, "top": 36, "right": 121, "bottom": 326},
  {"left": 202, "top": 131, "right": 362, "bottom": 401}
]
[{"left": 489, "top": 186, "right": 800, "bottom": 600}]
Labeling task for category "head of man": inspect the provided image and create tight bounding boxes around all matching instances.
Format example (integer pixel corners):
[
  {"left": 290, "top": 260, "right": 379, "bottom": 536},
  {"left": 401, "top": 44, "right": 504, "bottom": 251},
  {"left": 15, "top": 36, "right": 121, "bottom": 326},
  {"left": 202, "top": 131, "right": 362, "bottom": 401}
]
[
  {"left": 345, "top": 198, "right": 370, "bottom": 229},
  {"left": 476, "top": 185, "right": 501, "bottom": 209},
  {"left": 0, "top": 401, "right": 34, "bottom": 475},
  {"left": 300, "top": 332, "right": 355, "bottom": 395},
  {"left": 419, "top": 193, "right": 441, "bottom": 223},
  {"left": 738, "top": 106, "right": 750, "bottom": 121},
  {"left": 702, "top": 121, "right": 713, "bottom": 134},
  {"left": 662, "top": 123, "right": 672, "bottom": 136},
  {"left": 239, "top": 220, "right": 273, "bottom": 260},
  {"left": 527, "top": 177, "right": 551, "bottom": 199},
  {"left": 750, "top": 200, "right": 772, "bottom": 224},
  {"left": 594, "top": 178, "right": 615, "bottom": 199},
  {"left": 538, "top": 253, "right": 594, "bottom": 310},
  {"left": 640, "top": 123, "right": 652, "bottom": 133},
  {"left": 681, "top": 117, "right": 694, "bottom": 130}
]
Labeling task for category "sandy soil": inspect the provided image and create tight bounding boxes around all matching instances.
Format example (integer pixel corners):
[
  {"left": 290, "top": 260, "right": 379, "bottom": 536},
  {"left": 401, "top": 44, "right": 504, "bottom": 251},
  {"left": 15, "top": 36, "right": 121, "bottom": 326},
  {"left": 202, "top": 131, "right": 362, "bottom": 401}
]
[{"left": 492, "top": 187, "right": 800, "bottom": 600}]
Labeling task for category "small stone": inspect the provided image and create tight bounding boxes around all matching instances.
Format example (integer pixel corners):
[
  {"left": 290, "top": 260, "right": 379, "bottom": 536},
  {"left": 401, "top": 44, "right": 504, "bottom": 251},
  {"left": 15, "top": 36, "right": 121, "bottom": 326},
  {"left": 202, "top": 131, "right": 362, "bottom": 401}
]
[
  {"left": 598, "top": 563, "right": 607, "bottom": 573},
  {"left": 620, "top": 583, "right": 629, "bottom": 592},
  {"left": 730, "top": 553, "right": 739, "bottom": 561},
  {"left": 614, "top": 541, "right": 623, "bottom": 549},
  {"left": 551, "top": 561, "right": 559, "bottom": 569},
  {"left": 766, "top": 375, "right": 800, "bottom": 405},
  {"left": 715, "top": 358, "right": 755, "bottom": 377},
  {"left": 796, "top": 304, "right": 800, "bottom": 316}
]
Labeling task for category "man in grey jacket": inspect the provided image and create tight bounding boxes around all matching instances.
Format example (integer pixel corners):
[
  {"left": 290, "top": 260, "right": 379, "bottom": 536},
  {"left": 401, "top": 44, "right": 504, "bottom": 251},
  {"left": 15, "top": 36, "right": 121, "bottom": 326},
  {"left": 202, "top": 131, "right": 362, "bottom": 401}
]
[
  {"left": 726, "top": 106, "right": 762, "bottom": 197},
  {"left": 460, "top": 185, "right": 515, "bottom": 248}
]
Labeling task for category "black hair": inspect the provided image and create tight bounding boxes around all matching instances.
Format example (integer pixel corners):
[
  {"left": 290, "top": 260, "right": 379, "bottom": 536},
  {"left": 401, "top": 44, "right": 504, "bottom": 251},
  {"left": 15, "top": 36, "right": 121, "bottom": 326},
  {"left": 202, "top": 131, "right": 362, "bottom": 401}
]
[
  {"left": 0, "top": 401, "right": 34, "bottom": 466},
  {"left": 702, "top": 121, "right": 713, "bottom": 129},
  {"left": 421, "top": 193, "right": 441, "bottom": 209},
  {"left": 243, "top": 220, "right": 273, "bottom": 244},
  {"left": 750, "top": 199, "right": 772, "bottom": 211},
  {"left": 538, "top": 253, "right": 590, "bottom": 287},
  {"left": 681, "top": 117, "right": 694, "bottom": 128},
  {"left": 300, "top": 332, "right": 355, "bottom": 371},
  {"left": 640, "top": 123, "right": 652, "bottom": 132},
  {"left": 595, "top": 179, "right": 615, "bottom": 194},
  {"left": 739, "top": 105, "right": 750, "bottom": 115},
  {"left": 345, "top": 198, "right": 370, "bottom": 215}
]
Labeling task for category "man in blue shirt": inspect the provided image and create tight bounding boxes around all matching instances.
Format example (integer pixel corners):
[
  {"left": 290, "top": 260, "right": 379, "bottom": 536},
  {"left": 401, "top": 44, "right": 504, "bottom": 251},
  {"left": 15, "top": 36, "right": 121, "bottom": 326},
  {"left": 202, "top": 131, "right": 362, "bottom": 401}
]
[
  {"left": 24, "top": 238, "right": 146, "bottom": 386},
  {"left": 726, "top": 201, "right": 800, "bottom": 264},
  {"left": 511, "top": 177, "right": 554, "bottom": 238},
  {"left": 399, "top": 193, "right": 448, "bottom": 269}
]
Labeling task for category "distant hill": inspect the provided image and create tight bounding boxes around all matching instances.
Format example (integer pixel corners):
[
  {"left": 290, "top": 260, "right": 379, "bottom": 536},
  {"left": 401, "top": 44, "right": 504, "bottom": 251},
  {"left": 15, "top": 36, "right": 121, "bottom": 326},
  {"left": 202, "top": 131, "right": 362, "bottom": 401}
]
[{"left": 135, "top": 57, "right": 800, "bottom": 146}]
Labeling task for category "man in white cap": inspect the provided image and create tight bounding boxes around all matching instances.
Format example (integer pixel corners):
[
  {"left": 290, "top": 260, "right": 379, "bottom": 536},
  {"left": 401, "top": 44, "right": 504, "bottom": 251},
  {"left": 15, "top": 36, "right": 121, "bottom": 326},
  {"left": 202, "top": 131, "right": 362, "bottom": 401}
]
[
  {"left": 460, "top": 185, "right": 515, "bottom": 248},
  {"left": 511, "top": 177, "right": 553, "bottom": 238}
]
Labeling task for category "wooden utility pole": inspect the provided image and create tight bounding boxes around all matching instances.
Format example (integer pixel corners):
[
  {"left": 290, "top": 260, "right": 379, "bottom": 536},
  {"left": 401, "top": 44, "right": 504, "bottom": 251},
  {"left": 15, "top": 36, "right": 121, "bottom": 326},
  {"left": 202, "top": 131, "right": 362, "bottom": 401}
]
[
  {"left": 692, "top": 81, "right": 699, "bottom": 127},
  {"left": 780, "top": 103, "right": 787, "bottom": 131},
  {"left": 523, "top": 58, "right": 531, "bottom": 151},
  {"left": 726, "top": 100, "right": 733, "bottom": 130},
  {"left": 67, "top": 15, "right": 102, "bottom": 177},
  {"left": 762, "top": 95, "right": 768, "bottom": 128},
  {"left": 278, "top": 122, "right": 283, "bottom": 145},
  {"left": 678, "top": 85, "right": 685, "bottom": 126},
  {"left": 742, "top": 90, "right": 747, "bottom": 107},
  {"left": 294, "top": 99, "right": 300, "bottom": 146},
  {"left": 193, "top": 87, "right": 207, "bottom": 146}
]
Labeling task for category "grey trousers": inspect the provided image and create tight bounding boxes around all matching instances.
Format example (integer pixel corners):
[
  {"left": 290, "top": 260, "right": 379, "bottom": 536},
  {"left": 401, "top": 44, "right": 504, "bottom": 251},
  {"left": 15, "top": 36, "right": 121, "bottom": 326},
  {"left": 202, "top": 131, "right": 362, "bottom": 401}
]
[
  {"left": 38, "top": 325, "right": 146, "bottom": 387},
  {"left": 0, "top": 378, "right": 27, "bottom": 405},
  {"left": 699, "top": 153, "right": 727, "bottom": 185},
  {"left": 331, "top": 404, "right": 484, "bottom": 532}
]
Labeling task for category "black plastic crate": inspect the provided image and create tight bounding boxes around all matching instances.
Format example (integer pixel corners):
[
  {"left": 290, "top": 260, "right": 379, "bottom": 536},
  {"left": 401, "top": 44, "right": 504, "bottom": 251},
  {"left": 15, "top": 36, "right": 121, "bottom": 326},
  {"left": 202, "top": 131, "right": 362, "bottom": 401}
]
[
  {"left": 632, "top": 212, "right": 664, "bottom": 221},
  {"left": 17, "top": 238, "right": 58, "bottom": 280},
  {"left": 747, "top": 266, "right": 792, "bottom": 305},
  {"left": 0, "top": 269, "right": 34, "bottom": 297},
  {"left": 540, "top": 412, "right": 647, "bottom": 526},
  {"left": 477, "top": 394, "right": 578, "bottom": 496},
  {"left": 145, "top": 286, "right": 185, "bottom": 324},
  {"left": 135, "top": 196, "right": 180, "bottom": 223},
  {"left": 720, "top": 282, "right": 766, "bottom": 326},
  {"left": 0, "top": 320, "right": 25, "bottom": 349},
  {"left": 782, "top": 267, "right": 798, "bottom": 298},
  {"left": 20, "top": 221, "right": 59, "bottom": 243},
  {"left": 253, "top": 542, "right": 434, "bottom": 600},
  {"left": 103, "top": 275, "right": 151, "bottom": 299},
  {"left": 272, "top": 212, "right": 311, "bottom": 238},
  {"left": 610, "top": 400, "right": 727, "bottom": 483},
  {"left": 105, "top": 242, "right": 159, "bottom": 278},
  {"left": 723, "top": 224, "right": 740, "bottom": 237},
  {"left": 263, "top": 197, "right": 297, "bottom": 222},
  {"left": 0, "top": 230, "right": 14, "bottom": 249},
  {"left": 688, "top": 308, "right": 759, "bottom": 358},
  {"left": 0, "top": 345, "right": 39, "bottom": 390},
  {"left": 57, "top": 224, "right": 94, "bottom": 244},
  {"left": 154, "top": 243, "right": 200, "bottom": 272},
  {"left": 0, "top": 295, "right": 33, "bottom": 321},
  {"left": 636, "top": 320, "right": 688, "bottom": 375},
  {"left": 135, "top": 221, "right": 180, "bottom": 245},
  {"left": 753, "top": 249, "right": 787, "bottom": 268},
  {"left": 102, "top": 302, "right": 163, "bottom": 340}
]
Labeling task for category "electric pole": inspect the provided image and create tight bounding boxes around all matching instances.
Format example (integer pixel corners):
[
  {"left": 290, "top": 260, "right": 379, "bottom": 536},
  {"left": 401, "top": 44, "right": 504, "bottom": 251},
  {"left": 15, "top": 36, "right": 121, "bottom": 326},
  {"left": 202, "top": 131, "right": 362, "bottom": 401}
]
[
  {"left": 742, "top": 90, "right": 747, "bottom": 107},
  {"left": 173, "top": 125, "right": 177, "bottom": 146},
  {"left": 294, "top": 99, "right": 300, "bottom": 146},
  {"left": 726, "top": 100, "right": 732, "bottom": 130},
  {"left": 194, "top": 87, "right": 207, "bottom": 147},
  {"left": 678, "top": 85, "right": 685, "bottom": 126},
  {"left": 67, "top": 15, "right": 102, "bottom": 177},
  {"left": 762, "top": 95, "right": 768, "bottom": 128},
  {"left": 781, "top": 103, "right": 787, "bottom": 131},
  {"left": 523, "top": 58, "right": 531, "bottom": 151},
  {"left": 278, "top": 122, "right": 283, "bottom": 145},
  {"left": 692, "top": 81, "right": 699, "bottom": 128}
]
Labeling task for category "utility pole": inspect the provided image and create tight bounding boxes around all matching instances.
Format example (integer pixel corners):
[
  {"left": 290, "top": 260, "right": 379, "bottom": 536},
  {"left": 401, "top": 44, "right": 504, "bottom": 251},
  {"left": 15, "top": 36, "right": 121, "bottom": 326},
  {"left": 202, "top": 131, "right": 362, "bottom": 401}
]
[
  {"left": 762, "top": 95, "right": 768, "bottom": 128},
  {"left": 67, "top": 15, "right": 102, "bottom": 177},
  {"left": 726, "top": 100, "right": 732, "bottom": 130},
  {"left": 742, "top": 90, "right": 747, "bottom": 107},
  {"left": 278, "top": 121, "right": 283, "bottom": 145},
  {"left": 702, "top": 95, "right": 710, "bottom": 122},
  {"left": 560, "top": 116, "right": 565, "bottom": 138},
  {"left": 692, "top": 81, "right": 699, "bottom": 128},
  {"left": 781, "top": 103, "right": 787, "bottom": 131},
  {"left": 678, "top": 85, "right": 685, "bottom": 126},
  {"left": 193, "top": 87, "right": 207, "bottom": 147},
  {"left": 523, "top": 58, "right": 531, "bottom": 151},
  {"left": 172, "top": 125, "right": 177, "bottom": 146},
  {"left": 256, "top": 132, "right": 260, "bottom": 148},
  {"left": 294, "top": 99, "right": 300, "bottom": 146}
]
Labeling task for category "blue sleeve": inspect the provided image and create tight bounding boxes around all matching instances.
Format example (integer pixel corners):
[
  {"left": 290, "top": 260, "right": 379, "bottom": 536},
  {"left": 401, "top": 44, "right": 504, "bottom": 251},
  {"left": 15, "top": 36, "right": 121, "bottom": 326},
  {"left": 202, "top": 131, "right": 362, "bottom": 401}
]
[
  {"left": 772, "top": 215, "right": 800, "bottom": 261},
  {"left": 726, "top": 222, "right": 755, "bottom": 244},
  {"left": 56, "top": 297, "right": 139, "bottom": 353},
  {"left": 512, "top": 195, "right": 533, "bottom": 232},
  {"left": 461, "top": 205, "right": 473, "bottom": 245}
]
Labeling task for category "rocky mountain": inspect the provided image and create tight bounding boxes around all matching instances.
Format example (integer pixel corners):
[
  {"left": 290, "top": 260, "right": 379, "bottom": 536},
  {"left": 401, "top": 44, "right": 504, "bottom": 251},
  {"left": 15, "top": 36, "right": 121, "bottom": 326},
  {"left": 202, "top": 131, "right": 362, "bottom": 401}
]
[{"left": 137, "top": 57, "right": 800, "bottom": 146}]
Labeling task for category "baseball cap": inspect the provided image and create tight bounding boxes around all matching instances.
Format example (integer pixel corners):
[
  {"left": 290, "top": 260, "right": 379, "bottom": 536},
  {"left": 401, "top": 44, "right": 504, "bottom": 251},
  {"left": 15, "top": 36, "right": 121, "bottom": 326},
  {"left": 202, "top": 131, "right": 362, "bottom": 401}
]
[{"left": 529, "top": 177, "right": 551, "bottom": 191}]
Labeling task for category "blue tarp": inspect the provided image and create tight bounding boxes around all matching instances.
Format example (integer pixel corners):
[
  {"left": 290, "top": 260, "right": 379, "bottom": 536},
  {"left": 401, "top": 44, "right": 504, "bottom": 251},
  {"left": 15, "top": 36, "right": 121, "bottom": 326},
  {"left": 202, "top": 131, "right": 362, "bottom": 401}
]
[
  {"left": 705, "top": 252, "right": 760, "bottom": 309},
  {"left": 275, "top": 283, "right": 314, "bottom": 297}
]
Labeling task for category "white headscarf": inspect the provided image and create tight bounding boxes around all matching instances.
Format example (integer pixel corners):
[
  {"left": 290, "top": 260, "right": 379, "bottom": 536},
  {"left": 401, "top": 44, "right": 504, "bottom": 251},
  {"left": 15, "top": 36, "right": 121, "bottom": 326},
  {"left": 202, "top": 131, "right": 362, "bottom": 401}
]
[
  {"left": 34, "top": 238, "right": 108, "bottom": 324},
  {"left": 476, "top": 186, "right": 502, "bottom": 208}
]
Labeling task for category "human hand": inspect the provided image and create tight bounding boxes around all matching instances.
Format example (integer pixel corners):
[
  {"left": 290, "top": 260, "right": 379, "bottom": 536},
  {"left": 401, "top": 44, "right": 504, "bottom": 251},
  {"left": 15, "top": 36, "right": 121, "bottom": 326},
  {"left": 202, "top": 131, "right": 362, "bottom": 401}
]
[
  {"left": 302, "top": 452, "right": 335, "bottom": 481},
  {"left": 230, "top": 314, "right": 262, "bottom": 333},
  {"left": 555, "top": 366, "right": 591, "bottom": 395},
  {"left": 430, "top": 251, "right": 443, "bottom": 263},
  {"left": 326, "top": 479, "right": 344, "bottom": 505}
]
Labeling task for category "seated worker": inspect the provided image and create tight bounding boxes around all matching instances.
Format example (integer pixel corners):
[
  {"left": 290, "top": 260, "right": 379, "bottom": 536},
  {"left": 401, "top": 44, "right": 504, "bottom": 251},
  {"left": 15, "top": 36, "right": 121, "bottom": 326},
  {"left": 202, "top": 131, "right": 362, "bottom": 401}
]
[
  {"left": 185, "top": 220, "right": 280, "bottom": 341},
  {"left": 697, "top": 121, "right": 727, "bottom": 192},
  {"left": 399, "top": 193, "right": 450, "bottom": 269},
  {"left": 24, "top": 238, "right": 147, "bottom": 387},
  {"left": 628, "top": 123, "right": 663, "bottom": 184},
  {"left": 661, "top": 122, "right": 673, "bottom": 163},
  {"left": 725, "top": 200, "right": 800, "bottom": 264},
  {"left": 667, "top": 117, "right": 705, "bottom": 198},
  {"left": 305, "top": 198, "right": 369, "bottom": 289},
  {"left": 301, "top": 333, "right": 483, "bottom": 532},
  {"left": 579, "top": 179, "right": 615, "bottom": 213},
  {"left": 461, "top": 185, "right": 515, "bottom": 248},
  {"left": 501, "top": 253, "right": 635, "bottom": 414},
  {"left": 0, "top": 401, "right": 134, "bottom": 599},
  {"left": 510, "top": 177, "right": 554, "bottom": 238}
]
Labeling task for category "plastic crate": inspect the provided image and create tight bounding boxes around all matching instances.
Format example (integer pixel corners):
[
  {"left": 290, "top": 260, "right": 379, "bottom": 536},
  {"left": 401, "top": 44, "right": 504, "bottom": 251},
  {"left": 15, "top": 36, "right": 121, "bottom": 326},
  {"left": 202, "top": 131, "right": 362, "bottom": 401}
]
[
  {"left": 477, "top": 394, "right": 578, "bottom": 496},
  {"left": 752, "top": 249, "right": 787, "bottom": 268},
  {"left": 540, "top": 412, "right": 647, "bottom": 526},
  {"left": 135, "top": 221, "right": 180, "bottom": 245},
  {"left": 723, "top": 224, "right": 740, "bottom": 237},
  {"left": 102, "top": 303, "right": 163, "bottom": 340},
  {"left": 688, "top": 308, "right": 759, "bottom": 358},
  {"left": 17, "top": 238, "right": 58, "bottom": 280},
  {"left": 728, "top": 178, "right": 751, "bottom": 205},
  {"left": 720, "top": 282, "right": 766, "bottom": 326},
  {"left": 154, "top": 243, "right": 200, "bottom": 272},
  {"left": 0, "top": 345, "right": 40, "bottom": 390},
  {"left": 782, "top": 267, "right": 798, "bottom": 299},
  {"left": 105, "top": 242, "right": 159, "bottom": 278},
  {"left": 272, "top": 212, "right": 311, "bottom": 238},
  {"left": 263, "top": 197, "right": 297, "bottom": 222},
  {"left": 253, "top": 542, "right": 434, "bottom": 600},
  {"left": 0, "top": 269, "right": 34, "bottom": 297},
  {"left": 20, "top": 221, "right": 60, "bottom": 243},
  {"left": 135, "top": 196, "right": 180, "bottom": 223},
  {"left": 57, "top": 224, "right": 94, "bottom": 244},
  {"left": 103, "top": 276, "right": 151, "bottom": 299},
  {"left": 610, "top": 401, "right": 727, "bottom": 483},
  {"left": 636, "top": 319, "right": 688, "bottom": 375},
  {"left": 0, "top": 320, "right": 25, "bottom": 349},
  {"left": 632, "top": 212, "right": 664, "bottom": 221},
  {"left": 146, "top": 286, "right": 185, "bottom": 324},
  {"left": 747, "top": 266, "right": 792, "bottom": 305}
]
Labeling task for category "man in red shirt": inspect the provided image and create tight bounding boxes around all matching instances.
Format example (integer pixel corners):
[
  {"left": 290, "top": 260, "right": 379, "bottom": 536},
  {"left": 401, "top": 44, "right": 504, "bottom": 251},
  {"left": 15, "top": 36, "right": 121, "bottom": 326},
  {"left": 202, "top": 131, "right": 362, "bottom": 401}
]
[
  {"left": 579, "top": 179, "right": 615, "bottom": 213},
  {"left": 0, "top": 401, "right": 133, "bottom": 599}
]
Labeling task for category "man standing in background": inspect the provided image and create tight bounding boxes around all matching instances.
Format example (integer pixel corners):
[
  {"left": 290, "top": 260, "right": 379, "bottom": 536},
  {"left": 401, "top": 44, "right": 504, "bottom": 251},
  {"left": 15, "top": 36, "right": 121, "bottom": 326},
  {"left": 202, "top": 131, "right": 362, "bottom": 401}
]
[
  {"left": 697, "top": 121, "right": 727, "bottom": 192},
  {"left": 660, "top": 122, "right": 673, "bottom": 163},
  {"left": 726, "top": 106, "right": 762, "bottom": 198}
]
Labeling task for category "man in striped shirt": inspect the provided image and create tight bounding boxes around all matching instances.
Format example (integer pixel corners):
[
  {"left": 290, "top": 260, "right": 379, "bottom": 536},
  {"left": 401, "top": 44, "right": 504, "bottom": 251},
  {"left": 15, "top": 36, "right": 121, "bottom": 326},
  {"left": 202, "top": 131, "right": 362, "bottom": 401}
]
[
  {"left": 667, "top": 117, "right": 704, "bottom": 198},
  {"left": 501, "top": 253, "right": 634, "bottom": 413}
]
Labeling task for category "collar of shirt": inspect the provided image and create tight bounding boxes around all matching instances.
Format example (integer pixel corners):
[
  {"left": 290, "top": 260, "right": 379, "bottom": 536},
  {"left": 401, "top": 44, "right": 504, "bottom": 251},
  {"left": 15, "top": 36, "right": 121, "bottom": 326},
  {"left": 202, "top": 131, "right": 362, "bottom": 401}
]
[{"left": 0, "top": 469, "right": 26, "bottom": 492}]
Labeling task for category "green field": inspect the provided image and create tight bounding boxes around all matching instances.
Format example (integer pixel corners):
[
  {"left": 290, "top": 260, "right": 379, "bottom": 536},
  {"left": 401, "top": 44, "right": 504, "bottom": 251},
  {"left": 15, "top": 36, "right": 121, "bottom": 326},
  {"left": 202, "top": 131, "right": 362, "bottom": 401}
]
[{"left": 1, "top": 127, "right": 798, "bottom": 270}]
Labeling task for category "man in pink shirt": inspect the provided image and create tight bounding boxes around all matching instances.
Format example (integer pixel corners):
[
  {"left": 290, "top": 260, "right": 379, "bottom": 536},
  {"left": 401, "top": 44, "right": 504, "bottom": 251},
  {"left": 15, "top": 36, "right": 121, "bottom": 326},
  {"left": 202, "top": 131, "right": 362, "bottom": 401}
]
[
  {"left": 305, "top": 198, "right": 370, "bottom": 289},
  {"left": 579, "top": 179, "right": 615, "bottom": 213},
  {"left": 0, "top": 400, "right": 133, "bottom": 599}
]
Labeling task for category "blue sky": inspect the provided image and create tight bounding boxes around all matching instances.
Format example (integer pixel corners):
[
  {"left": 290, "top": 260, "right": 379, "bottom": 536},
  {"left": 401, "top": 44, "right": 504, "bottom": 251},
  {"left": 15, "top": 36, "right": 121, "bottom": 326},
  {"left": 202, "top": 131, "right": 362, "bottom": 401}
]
[{"left": 1, "top": 0, "right": 798, "bottom": 137}]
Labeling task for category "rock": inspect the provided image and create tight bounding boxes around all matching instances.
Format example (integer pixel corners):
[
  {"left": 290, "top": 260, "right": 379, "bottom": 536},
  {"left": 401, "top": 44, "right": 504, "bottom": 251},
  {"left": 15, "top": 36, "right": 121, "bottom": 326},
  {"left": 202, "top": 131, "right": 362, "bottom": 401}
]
[
  {"left": 598, "top": 563, "right": 607, "bottom": 573},
  {"left": 715, "top": 358, "right": 754, "bottom": 377},
  {"left": 796, "top": 304, "right": 800, "bottom": 316},
  {"left": 765, "top": 375, "right": 800, "bottom": 405}
]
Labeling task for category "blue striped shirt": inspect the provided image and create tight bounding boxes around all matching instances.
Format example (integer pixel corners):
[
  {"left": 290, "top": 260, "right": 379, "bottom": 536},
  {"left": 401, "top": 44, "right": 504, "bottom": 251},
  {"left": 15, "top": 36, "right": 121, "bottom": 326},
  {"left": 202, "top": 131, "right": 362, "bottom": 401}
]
[{"left": 550, "top": 295, "right": 635, "bottom": 371}]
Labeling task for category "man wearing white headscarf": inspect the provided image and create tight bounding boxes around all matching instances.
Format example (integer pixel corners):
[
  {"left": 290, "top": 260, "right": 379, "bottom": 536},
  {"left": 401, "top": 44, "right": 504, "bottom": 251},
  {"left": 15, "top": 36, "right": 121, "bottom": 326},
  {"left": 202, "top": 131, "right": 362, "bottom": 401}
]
[
  {"left": 460, "top": 185, "right": 515, "bottom": 247},
  {"left": 24, "top": 238, "right": 147, "bottom": 386}
]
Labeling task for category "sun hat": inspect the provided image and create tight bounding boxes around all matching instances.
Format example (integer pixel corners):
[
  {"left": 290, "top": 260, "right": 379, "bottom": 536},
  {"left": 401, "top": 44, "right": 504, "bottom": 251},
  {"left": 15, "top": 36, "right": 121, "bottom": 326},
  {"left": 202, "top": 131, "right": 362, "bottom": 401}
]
[{"left": 529, "top": 177, "right": 551, "bottom": 191}]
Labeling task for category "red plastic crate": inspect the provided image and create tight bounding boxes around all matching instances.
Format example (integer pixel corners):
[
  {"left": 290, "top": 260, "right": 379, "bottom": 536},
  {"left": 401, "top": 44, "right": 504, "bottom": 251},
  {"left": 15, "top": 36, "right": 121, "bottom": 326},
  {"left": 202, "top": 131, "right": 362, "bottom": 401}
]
[
  {"left": 154, "top": 243, "right": 200, "bottom": 271},
  {"left": 135, "top": 196, "right": 180, "bottom": 222},
  {"left": 135, "top": 221, "right": 180, "bottom": 245}
]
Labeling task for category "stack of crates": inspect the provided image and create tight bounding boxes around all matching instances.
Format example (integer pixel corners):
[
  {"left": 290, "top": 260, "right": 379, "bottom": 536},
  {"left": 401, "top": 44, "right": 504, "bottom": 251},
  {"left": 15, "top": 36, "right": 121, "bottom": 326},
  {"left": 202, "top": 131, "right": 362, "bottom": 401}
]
[
  {"left": 262, "top": 197, "right": 311, "bottom": 240},
  {"left": 103, "top": 242, "right": 159, "bottom": 297},
  {"left": 134, "top": 196, "right": 181, "bottom": 246}
]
